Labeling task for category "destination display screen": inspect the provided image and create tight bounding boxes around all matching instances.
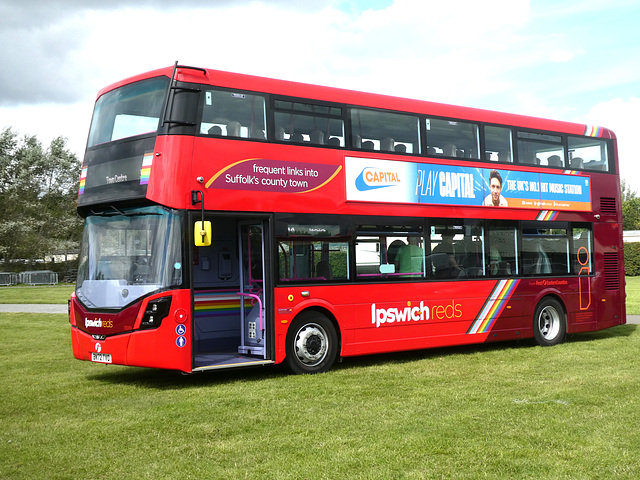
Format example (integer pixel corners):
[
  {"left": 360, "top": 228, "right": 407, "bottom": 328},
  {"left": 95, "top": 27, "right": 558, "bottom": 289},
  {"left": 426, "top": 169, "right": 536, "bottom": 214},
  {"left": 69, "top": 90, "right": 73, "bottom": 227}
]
[{"left": 78, "top": 136, "right": 156, "bottom": 208}]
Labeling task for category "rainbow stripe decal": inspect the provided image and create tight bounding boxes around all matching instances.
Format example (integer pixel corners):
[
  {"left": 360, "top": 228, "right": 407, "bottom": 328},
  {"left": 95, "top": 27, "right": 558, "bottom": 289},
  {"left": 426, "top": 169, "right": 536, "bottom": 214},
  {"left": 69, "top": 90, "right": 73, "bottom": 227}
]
[
  {"left": 536, "top": 210, "right": 559, "bottom": 221},
  {"left": 194, "top": 290, "right": 252, "bottom": 318},
  {"left": 79, "top": 167, "right": 88, "bottom": 195},
  {"left": 467, "top": 279, "right": 520, "bottom": 334},
  {"left": 140, "top": 152, "right": 153, "bottom": 185},
  {"left": 584, "top": 125, "right": 603, "bottom": 137}
]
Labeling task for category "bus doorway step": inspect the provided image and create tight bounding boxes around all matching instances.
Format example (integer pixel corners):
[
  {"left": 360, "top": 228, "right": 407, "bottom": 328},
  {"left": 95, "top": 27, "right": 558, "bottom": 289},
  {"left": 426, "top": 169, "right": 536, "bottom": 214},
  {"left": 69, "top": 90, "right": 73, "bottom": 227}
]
[{"left": 193, "top": 353, "right": 273, "bottom": 371}]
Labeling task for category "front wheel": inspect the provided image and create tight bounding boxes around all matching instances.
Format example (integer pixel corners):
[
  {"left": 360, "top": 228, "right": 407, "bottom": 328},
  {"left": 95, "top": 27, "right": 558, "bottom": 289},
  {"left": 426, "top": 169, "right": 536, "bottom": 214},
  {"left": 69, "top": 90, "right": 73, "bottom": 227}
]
[
  {"left": 286, "top": 312, "right": 338, "bottom": 374},
  {"left": 533, "top": 297, "right": 566, "bottom": 346}
]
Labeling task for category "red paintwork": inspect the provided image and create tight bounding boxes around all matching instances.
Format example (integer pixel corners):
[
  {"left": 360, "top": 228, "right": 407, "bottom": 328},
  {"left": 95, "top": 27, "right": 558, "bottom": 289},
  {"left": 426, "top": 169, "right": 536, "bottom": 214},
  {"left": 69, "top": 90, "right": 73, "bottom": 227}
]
[
  {"left": 70, "top": 289, "right": 192, "bottom": 372},
  {"left": 273, "top": 276, "right": 625, "bottom": 363}
]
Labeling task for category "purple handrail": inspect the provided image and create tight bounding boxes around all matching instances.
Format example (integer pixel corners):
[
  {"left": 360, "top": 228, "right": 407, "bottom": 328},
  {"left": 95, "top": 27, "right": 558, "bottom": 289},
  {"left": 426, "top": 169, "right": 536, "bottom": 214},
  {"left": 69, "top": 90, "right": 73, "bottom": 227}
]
[{"left": 237, "top": 292, "right": 263, "bottom": 332}]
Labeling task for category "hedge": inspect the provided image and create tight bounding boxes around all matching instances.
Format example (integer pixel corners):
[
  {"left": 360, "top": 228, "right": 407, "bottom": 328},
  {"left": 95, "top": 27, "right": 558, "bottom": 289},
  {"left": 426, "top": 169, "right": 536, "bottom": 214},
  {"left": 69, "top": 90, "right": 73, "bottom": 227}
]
[{"left": 625, "top": 243, "right": 640, "bottom": 276}]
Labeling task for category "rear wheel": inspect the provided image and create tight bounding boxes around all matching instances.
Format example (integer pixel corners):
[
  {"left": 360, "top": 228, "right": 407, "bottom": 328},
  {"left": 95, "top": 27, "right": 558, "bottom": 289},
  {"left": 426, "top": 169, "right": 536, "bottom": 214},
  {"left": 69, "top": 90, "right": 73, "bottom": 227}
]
[
  {"left": 286, "top": 312, "right": 338, "bottom": 374},
  {"left": 533, "top": 297, "right": 566, "bottom": 346}
]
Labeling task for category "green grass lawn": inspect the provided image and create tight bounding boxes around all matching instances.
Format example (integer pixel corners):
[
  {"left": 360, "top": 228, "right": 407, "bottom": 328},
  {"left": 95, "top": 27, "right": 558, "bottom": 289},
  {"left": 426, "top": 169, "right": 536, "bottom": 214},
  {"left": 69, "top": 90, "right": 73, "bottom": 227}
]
[
  {"left": 1, "top": 313, "right": 639, "bottom": 479},
  {"left": 0, "top": 284, "right": 74, "bottom": 304},
  {"left": 626, "top": 276, "right": 640, "bottom": 315}
]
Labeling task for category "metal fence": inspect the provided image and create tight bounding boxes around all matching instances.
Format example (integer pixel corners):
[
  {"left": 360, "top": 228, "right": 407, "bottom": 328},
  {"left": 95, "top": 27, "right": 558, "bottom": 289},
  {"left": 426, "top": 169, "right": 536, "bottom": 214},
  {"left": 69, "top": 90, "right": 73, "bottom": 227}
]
[
  {"left": 19, "top": 271, "right": 59, "bottom": 285},
  {"left": 0, "top": 272, "right": 19, "bottom": 286}
]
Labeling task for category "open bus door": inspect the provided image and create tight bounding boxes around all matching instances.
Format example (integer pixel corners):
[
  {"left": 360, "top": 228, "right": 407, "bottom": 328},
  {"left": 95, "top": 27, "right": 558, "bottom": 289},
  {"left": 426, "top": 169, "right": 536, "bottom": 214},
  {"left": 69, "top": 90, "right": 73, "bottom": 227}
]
[{"left": 192, "top": 216, "right": 272, "bottom": 371}]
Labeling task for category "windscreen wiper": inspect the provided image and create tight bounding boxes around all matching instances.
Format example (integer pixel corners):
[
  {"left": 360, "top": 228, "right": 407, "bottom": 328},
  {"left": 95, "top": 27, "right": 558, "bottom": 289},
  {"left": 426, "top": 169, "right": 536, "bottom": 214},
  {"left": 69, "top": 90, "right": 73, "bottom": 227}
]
[{"left": 90, "top": 206, "right": 162, "bottom": 217}]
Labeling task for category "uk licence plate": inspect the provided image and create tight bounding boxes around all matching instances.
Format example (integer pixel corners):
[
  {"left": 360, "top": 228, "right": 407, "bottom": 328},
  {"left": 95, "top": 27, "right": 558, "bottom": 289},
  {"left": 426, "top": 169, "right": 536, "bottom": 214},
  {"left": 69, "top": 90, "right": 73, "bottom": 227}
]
[{"left": 91, "top": 352, "right": 112, "bottom": 364}]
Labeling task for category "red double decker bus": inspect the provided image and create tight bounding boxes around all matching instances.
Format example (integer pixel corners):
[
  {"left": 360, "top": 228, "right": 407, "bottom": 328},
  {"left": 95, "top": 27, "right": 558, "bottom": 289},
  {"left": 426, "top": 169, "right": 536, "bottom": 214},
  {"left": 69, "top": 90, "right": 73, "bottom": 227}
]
[{"left": 70, "top": 63, "right": 625, "bottom": 374}]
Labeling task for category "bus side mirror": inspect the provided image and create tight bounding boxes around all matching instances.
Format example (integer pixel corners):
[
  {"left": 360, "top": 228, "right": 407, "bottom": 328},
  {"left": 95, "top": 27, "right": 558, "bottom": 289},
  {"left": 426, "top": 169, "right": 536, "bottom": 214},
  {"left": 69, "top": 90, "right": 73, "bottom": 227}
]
[{"left": 194, "top": 221, "right": 212, "bottom": 247}]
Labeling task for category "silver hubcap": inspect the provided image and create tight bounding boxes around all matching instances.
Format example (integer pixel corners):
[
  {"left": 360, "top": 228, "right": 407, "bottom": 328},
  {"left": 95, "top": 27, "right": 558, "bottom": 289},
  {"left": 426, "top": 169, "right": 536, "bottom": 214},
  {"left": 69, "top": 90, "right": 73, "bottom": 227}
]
[
  {"left": 538, "top": 306, "right": 560, "bottom": 340},
  {"left": 293, "top": 323, "right": 328, "bottom": 366}
]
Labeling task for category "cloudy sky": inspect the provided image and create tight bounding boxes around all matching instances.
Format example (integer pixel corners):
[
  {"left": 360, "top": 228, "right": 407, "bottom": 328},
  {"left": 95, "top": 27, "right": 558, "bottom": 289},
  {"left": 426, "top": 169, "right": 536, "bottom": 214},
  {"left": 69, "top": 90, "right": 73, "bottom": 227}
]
[{"left": 1, "top": 0, "right": 640, "bottom": 191}]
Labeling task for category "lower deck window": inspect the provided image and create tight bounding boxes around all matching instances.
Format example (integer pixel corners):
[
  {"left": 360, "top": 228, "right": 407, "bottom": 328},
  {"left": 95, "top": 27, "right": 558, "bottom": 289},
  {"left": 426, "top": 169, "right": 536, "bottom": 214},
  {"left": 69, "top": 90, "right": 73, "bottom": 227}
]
[
  {"left": 278, "top": 240, "right": 348, "bottom": 282},
  {"left": 355, "top": 223, "right": 425, "bottom": 279},
  {"left": 275, "top": 214, "right": 592, "bottom": 284},
  {"left": 521, "top": 224, "right": 569, "bottom": 275}
]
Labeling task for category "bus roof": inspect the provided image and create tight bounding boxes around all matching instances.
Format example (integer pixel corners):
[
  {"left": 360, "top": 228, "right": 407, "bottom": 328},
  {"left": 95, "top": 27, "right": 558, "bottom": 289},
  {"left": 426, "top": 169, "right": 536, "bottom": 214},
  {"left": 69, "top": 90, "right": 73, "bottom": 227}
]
[{"left": 96, "top": 64, "right": 615, "bottom": 140}]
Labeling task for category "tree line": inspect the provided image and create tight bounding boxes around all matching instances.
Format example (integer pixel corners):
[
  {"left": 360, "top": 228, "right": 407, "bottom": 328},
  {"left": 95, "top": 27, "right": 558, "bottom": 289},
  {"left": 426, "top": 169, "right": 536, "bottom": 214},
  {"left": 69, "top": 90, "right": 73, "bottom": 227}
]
[
  {"left": 0, "top": 127, "right": 83, "bottom": 274},
  {"left": 621, "top": 180, "right": 640, "bottom": 275},
  {"left": 622, "top": 180, "right": 640, "bottom": 231}
]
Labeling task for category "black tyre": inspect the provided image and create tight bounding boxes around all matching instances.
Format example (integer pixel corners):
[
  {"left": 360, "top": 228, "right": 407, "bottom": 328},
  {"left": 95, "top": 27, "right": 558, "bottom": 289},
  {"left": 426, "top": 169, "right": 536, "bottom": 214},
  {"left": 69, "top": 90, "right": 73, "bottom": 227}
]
[
  {"left": 533, "top": 297, "right": 566, "bottom": 346},
  {"left": 286, "top": 312, "right": 338, "bottom": 374}
]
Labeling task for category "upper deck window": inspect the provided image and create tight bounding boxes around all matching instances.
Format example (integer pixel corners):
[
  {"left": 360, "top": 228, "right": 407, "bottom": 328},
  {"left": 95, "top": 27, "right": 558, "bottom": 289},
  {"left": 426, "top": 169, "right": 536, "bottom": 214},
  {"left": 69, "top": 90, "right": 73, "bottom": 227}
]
[
  {"left": 88, "top": 76, "right": 170, "bottom": 147},
  {"left": 484, "top": 125, "right": 513, "bottom": 163},
  {"left": 517, "top": 131, "right": 564, "bottom": 167},
  {"left": 568, "top": 136, "right": 609, "bottom": 172},
  {"left": 350, "top": 108, "right": 420, "bottom": 154},
  {"left": 200, "top": 89, "right": 267, "bottom": 139},
  {"left": 426, "top": 118, "right": 479, "bottom": 159},
  {"left": 274, "top": 100, "right": 345, "bottom": 146}
]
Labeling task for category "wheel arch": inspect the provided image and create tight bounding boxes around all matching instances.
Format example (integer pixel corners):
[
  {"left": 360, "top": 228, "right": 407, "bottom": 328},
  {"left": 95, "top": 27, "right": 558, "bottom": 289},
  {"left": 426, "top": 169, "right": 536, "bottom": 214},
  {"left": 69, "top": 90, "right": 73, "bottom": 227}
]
[
  {"left": 537, "top": 292, "right": 567, "bottom": 317},
  {"left": 531, "top": 288, "right": 568, "bottom": 320},
  {"left": 290, "top": 305, "right": 343, "bottom": 354},
  {"left": 533, "top": 293, "right": 568, "bottom": 346}
]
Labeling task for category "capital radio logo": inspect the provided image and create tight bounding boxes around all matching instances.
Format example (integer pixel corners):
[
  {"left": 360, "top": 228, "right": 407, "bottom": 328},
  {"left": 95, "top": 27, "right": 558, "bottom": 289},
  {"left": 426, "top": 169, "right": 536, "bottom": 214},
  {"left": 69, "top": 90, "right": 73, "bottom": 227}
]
[{"left": 355, "top": 167, "right": 401, "bottom": 191}]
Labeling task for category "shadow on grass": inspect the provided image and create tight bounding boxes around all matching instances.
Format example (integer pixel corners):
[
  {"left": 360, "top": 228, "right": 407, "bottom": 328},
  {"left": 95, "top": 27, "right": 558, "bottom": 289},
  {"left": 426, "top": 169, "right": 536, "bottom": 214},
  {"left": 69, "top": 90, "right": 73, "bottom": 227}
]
[
  {"left": 86, "top": 324, "right": 637, "bottom": 388},
  {"left": 86, "top": 362, "right": 288, "bottom": 390},
  {"left": 568, "top": 323, "right": 637, "bottom": 342},
  {"left": 337, "top": 323, "right": 638, "bottom": 372}
]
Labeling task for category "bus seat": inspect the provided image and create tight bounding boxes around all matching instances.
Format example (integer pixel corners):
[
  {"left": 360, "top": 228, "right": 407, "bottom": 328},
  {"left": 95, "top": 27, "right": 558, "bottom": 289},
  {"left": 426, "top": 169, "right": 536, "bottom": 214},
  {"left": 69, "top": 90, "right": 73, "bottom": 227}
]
[
  {"left": 327, "top": 137, "right": 341, "bottom": 146},
  {"left": 496, "top": 261, "right": 511, "bottom": 276},
  {"left": 289, "top": 132, "right": 304, "bottom": 143},
  {"left": 534, "top": 245, "right": 551, "bottom": 274},
  {"left": 381, "top": 137, "right": 395, "bottom": 152},
  {"left": 352, "top": 134, "right": 362, "bottom": 148},
  {"left": 547, "top": 155, "right": 562, "bottom": 167},
  {"left": 570, "top": 157, "right": 584, "bottom": 169},
  {"left": 208, "top": 125, "right": 222, "bottom": 135},
  {"left": 520, "top": 153, "right": 537, "bottom": 164},
  {"left": 427, "top": 146, "right": 437, "bottom": 155},
  {"left": 430, "top": 252, "right": 448, "bottom": 272},
  {"left": 459, "top": 267, "right": 482, "bottom": 278},
  {"left": 316, "top": 261, "right": 332, "bottom": 279},
  {"left": 251, "top": 128, "right": 265, "bottom": 139},
  {"left": 395, "top": 144, "right": 407, "bottom": 153},
  {"left": 362, "top": 140, "right": 375, "bottom": 150},
  {"left": 275, "top": 126, "right": 285, "bottom": 141},
  {"left": 443, "top": 144, "right": 457, "bottom": 157},
  {"left": 226, "top": 121, "right": 242, "bottom": 137},
  {"left": 310, "top": 130, "right": 325, "bottom": 145},
  {"left": 498, "top": 150, "right": 512, "bottom": 162},
  {"left": 586, "top": 161, "right": 605, "bottom": 171}
]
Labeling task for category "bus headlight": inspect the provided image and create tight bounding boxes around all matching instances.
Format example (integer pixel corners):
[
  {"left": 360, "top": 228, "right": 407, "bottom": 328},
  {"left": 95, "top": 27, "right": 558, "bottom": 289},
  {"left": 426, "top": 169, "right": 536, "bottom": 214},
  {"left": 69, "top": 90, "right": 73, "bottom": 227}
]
[{"left": 140, "top": 297, "right": 172, "bottom": 330}]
